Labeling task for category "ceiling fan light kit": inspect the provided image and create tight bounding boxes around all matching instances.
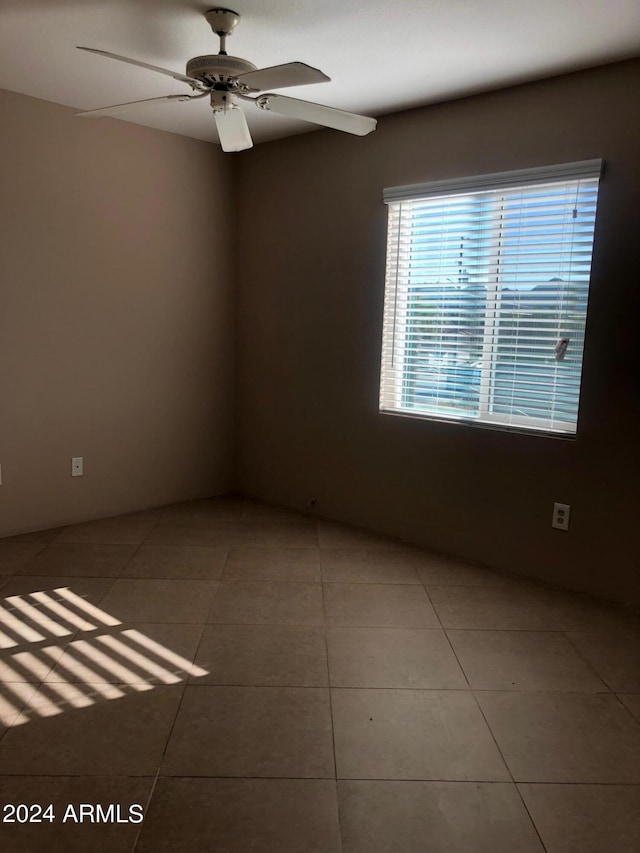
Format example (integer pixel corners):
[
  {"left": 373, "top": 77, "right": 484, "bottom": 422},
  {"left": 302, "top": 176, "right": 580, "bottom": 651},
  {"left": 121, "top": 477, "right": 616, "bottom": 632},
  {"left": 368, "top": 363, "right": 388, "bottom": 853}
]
[{"left": 76, "top": 7, "right": 377, "bottom": 152}]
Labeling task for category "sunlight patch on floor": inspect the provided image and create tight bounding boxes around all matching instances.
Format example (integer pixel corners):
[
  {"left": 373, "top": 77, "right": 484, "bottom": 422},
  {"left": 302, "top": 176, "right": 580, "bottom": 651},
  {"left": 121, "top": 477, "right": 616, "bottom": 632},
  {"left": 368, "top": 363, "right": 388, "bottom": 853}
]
[{"left": 0, "top": 587, "right": 209, "bottom": 728}]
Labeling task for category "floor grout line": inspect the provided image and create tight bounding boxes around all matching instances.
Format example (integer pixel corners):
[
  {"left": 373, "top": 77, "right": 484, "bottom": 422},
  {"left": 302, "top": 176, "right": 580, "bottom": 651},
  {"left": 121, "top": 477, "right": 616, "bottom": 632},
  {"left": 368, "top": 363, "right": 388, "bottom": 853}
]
[
  {"left": 0, "top": 772, "right": 639, "bottom": 784},
  {"left": 422, "top": 580, "right": 548, "bottom": 851},
  {"left": 130, "top": 766, "right": 161, "bottom": 853},
  {"left": 320, "top": 568, "right": 344, "bottom": 853}
]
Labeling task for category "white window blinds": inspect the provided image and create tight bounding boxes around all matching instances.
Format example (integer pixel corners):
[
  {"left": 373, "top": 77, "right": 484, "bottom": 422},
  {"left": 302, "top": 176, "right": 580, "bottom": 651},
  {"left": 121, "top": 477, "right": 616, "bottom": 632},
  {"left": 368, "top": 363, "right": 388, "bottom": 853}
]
[{"left": 379, "top": 160, "right": 602, "bottom": 435}]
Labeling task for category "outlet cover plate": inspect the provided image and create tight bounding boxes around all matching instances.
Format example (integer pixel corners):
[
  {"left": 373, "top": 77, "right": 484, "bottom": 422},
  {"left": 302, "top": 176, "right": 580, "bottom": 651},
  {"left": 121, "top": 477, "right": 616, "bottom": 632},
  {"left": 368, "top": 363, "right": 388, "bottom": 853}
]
[{"left": 552, "top": 501, "right": 570, "bottom": 531}]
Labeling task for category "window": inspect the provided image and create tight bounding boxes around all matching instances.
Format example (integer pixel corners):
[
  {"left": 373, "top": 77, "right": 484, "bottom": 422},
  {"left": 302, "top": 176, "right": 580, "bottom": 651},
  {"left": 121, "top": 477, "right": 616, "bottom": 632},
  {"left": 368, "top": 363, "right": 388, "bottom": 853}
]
[{"left": 379, "top": 160, "right": 602, "bottom": 435}]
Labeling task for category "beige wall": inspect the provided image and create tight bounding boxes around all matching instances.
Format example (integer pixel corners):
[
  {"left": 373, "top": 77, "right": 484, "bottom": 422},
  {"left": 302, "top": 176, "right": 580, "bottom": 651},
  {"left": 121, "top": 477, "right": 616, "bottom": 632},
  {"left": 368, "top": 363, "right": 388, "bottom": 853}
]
[
  {"left": 0, "top": 89, "right": 235, "bottom": 536},
  {"left": 235, "top": 59, "right": 640, "bottom": 607}
]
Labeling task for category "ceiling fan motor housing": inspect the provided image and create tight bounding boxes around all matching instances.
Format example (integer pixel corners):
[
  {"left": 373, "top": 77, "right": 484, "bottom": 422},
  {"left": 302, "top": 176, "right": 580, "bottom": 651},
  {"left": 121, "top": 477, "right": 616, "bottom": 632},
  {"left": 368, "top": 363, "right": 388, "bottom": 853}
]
[{"left": 186, "top": 55, "right": 257, "bottom": 86}]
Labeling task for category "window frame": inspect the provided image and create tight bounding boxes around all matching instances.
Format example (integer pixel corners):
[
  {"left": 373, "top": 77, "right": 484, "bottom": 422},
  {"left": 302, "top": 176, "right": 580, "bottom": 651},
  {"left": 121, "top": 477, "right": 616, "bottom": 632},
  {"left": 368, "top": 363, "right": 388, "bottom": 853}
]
[{"left": 379, "top": 160, "right": 603, "bottom": 437}]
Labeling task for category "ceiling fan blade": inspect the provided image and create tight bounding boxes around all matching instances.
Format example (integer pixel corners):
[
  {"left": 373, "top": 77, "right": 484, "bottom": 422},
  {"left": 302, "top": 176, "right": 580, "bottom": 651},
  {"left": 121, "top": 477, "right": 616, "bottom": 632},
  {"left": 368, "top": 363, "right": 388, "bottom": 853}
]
[
  {"left": 236, "top": 62, "right": 330, "bottom": 92},
  {"left": 214, "top": 106, "right": 253, "bottom": 152},
  {"left": 258, "top": 94, "right": 377, "bottom": 136},
  {"left": 77, "top": 47, "right": 206, "bottom": 90},
  {"left": 76, "top": 94, "right": 200, "bottom": 118}
]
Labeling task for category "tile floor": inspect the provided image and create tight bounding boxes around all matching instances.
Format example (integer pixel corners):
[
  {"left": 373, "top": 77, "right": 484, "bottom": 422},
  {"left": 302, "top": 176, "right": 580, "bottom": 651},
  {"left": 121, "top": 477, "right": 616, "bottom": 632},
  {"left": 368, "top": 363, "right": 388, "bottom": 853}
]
[{"left": 0, "top": 495, "right": 639, "bottom": 852}]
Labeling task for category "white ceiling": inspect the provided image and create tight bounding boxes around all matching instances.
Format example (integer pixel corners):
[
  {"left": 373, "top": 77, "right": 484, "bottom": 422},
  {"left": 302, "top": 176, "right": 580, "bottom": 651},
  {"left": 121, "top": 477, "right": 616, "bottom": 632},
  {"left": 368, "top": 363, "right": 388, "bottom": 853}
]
[{"left": 1, "top": 0, "right": 640, "bottom": 147}]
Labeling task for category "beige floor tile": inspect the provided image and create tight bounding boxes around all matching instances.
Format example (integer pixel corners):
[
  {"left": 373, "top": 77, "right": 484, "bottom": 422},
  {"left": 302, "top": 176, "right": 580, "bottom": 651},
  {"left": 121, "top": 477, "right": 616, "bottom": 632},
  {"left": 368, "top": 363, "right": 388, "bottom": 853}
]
[
  {"left": 192, "top": 624, "right": 327, "bottom": 686},
  {"left": 318, "top": 522, "right": 406, "bottom": 550},
  {"left": 0, "top": 776, "right": 153, "bottom": 853},
  {"left": 53, "top": 515, "right": 156, "bottom": 545},
  {"left": 339, "top": 781, "right": 543, "bottom": 853},
  {"left": 2, "top": 528, "right": 64, "bottom": 545},
  {"left": 162, "top": 685, "right": 335, "bottom": 777},
  {"left": 327, "top": 627, "right": 466, "bottom": 688},
  {"left": 553, "top": 598, "right": 640, "bottom": 634},
  {"left": 99, "top": 579, "right": 218, "bottom": 624},
  {"left": 159, "top": 496, "right": 245, "bottom": 524},
  {"left": 618, "top": 693, "right": 640, "bottom": 722},
  {"left": 151, "top": 513, "right": 240, "bottom": 532},
  {"left": 136, "top": 778, "right": 340, "bottom": 853},
  {"left": 324, "top": 583, "right": 439, "bottom": 628},
  {"left": 332, "top": 689, "right": 509, "bottom": 781},
  {"left": 121, "top": 545, "right": 228, "bottom": 580},
  {"left": 15, "top": 544, "right": 137, "bottom": 578},
  {"left": 241, "top": 501, "right": 311, "bottom": 523},
  {"left": 477, "top": 691, "right": 640, "bottom": 782},
  {"left": 223, "top": 547, "right": 321, "bottom": 582},
  {"left": 0, "top": 543, "right": 45, "bottom": 574},
  {"left": 235, "top": 521, "right": 319, "bottom": 548},
  {"left": 565, "top": 630, "right": 640, "bottom": 691},
  {"left": 144, "top": 522, "right": 239, "bottom": 547},
  {"left": 119, "top": 507, "right": 165, "bottom": 520},
  {"left": 46, "top": 622, "right": 205, "bottom": 685},
  {"left": 518, "top": 783, "right": 640, "bottom": 853},
  {"left": 0, "top": 685, "right": 184, "bottom": 774},
  {"left": 447, "top": 630, "right": 607, "bottom": 691},
  {"left": 427, "top": 585, "right": 623, "bottom": 631},
  {"left": 417, "top": 554, "right": 524, "bottom": 587},
  {"left": 321, "top": 550, "right": 422, "bottom": 584},
  {"left": 208, "top": 580, "right": 324, "bottom": 625}
]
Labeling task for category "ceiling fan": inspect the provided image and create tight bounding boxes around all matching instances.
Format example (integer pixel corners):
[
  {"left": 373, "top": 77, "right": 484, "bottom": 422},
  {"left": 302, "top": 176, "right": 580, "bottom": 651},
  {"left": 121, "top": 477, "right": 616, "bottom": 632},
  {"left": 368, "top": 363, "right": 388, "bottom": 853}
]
[{"left": 76, "top": 7, "right": 377, "bottom": 151}]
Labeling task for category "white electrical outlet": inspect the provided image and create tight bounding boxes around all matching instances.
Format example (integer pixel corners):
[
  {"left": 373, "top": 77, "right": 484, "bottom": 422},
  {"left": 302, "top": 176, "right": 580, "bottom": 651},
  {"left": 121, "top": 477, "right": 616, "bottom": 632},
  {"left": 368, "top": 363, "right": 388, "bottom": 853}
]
[
  {"left": 552, "top": 502, "right": 570, "bottom": 531},
  {"left": 71, "top": 457, "right": 84, "bottom": 477}
]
